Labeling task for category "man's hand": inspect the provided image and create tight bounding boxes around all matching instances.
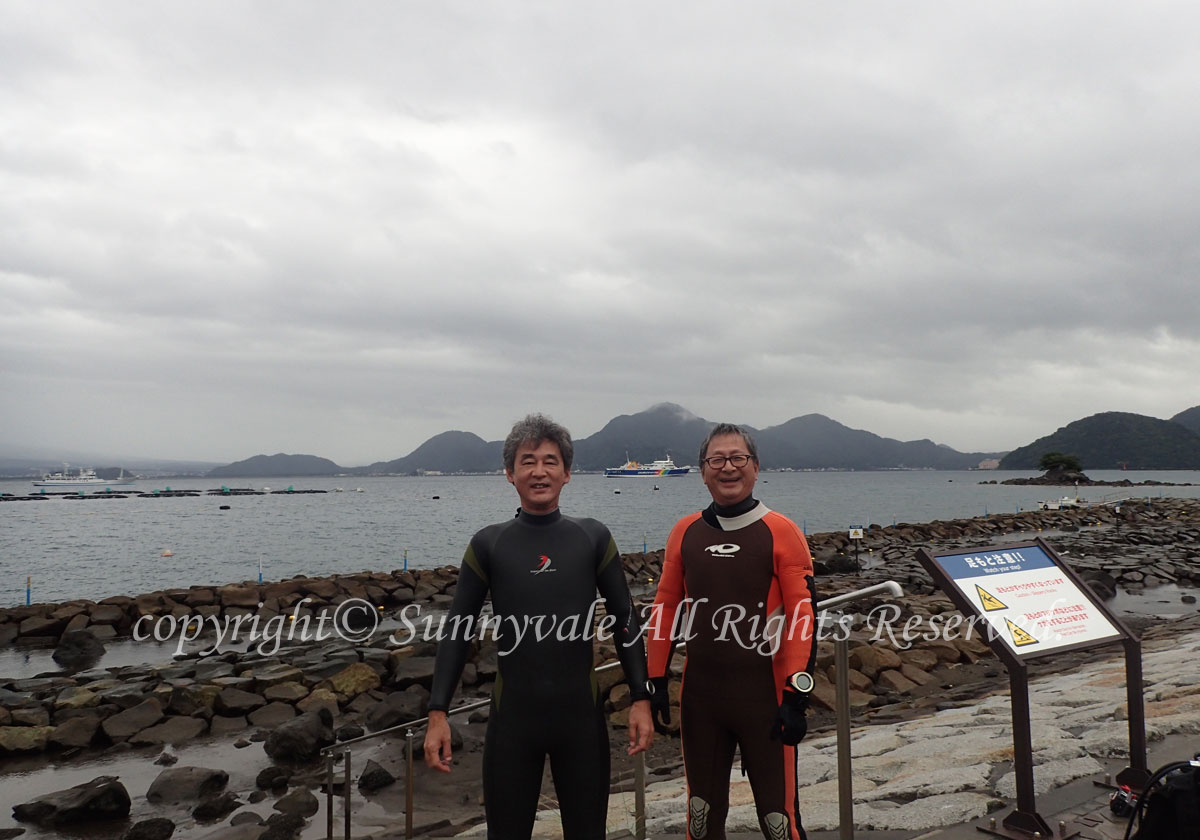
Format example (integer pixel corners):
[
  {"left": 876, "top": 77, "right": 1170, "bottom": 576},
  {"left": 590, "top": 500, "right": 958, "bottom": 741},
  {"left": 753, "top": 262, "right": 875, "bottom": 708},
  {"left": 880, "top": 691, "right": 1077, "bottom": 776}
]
[
  {"left": 423, "top": 711, "right": 453, "bottom": 772},
  {"left": 648, "top": 676, "right": 672, "bottom": 733},
  {"left": 769, "top": 687, "right": 809, "bottom": 746},
  {"left": 627, "top": 699, "right": 653, "bottom": 756}
]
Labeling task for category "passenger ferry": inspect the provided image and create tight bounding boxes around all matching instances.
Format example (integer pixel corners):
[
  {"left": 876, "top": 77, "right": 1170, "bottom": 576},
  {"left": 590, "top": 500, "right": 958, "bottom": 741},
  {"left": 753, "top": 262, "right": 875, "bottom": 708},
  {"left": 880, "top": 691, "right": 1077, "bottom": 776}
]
[
  {"left": 604, "top": 456, "right": 690, "bottom": 478},
  {"left": 33, "top": 465, "right": 136, "bottom": 486}
]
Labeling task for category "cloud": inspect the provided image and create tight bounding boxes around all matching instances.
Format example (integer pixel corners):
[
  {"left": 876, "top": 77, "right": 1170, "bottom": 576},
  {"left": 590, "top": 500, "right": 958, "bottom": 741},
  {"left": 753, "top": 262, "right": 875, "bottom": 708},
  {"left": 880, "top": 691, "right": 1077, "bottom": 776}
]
[{"left": 2, "top": 1, "right": 1198, "bottom": 464}]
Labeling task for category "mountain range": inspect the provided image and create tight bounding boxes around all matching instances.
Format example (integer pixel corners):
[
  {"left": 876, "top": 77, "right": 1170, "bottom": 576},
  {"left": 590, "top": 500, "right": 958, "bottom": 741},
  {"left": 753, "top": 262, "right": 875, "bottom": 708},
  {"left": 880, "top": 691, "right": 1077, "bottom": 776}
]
[
  {"left": 209, "top": 403, "right": 1008, "bottom": 476},
  {"left": 9, "top": 403, "right": 1199, "bottom": 479}
]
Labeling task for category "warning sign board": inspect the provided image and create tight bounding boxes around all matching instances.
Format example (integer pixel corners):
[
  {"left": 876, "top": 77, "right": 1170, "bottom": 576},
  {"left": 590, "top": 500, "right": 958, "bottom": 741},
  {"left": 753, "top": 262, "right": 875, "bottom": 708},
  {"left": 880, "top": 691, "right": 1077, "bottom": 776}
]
[
  {"left": 916, "top": 538, "right": 1142, "bottom": 832},
  {"left": 925, "top": 542, "right": 1124, "bottom": 660}
]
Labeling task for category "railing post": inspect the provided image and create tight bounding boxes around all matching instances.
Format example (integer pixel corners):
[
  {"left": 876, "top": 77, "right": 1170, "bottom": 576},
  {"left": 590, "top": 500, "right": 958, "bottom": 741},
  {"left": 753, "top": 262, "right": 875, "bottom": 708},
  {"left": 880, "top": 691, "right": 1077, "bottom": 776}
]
[
  {"left": 344, "top": 749, "right": 352, "bottom": 840},
  {"left": 635, "top": 750, "right": 646, "bottom": 840},
  {"left": 326, "top": 752, "right": 335, "bottom": 840},
  {"left": 406, "top": 728, "right": 416, "bottom": 839},
  {"left": 835, "top": 636, "right": 854, "bottom": 840}
]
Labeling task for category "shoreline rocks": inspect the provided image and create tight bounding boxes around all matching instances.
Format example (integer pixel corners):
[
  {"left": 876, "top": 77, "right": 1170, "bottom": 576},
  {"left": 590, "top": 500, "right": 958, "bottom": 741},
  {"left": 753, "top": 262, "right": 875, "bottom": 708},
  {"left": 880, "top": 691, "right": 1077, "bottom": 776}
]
[
  {"left": 0, "top": 499, "right": 1196, "bottom": 767},
  {"left": 12, "top": 775, "right": 131, "bottom": 825}
]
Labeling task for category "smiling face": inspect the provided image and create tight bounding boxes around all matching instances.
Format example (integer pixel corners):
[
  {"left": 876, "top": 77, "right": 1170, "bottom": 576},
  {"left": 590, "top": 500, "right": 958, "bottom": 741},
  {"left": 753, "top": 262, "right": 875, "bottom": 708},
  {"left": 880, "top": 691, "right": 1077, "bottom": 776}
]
[
  {"left": 506, "top": 438, "right": 571, "bottom": 514},
  {"left": 700, "top": 432, "right": 759, "bottom": 507}
]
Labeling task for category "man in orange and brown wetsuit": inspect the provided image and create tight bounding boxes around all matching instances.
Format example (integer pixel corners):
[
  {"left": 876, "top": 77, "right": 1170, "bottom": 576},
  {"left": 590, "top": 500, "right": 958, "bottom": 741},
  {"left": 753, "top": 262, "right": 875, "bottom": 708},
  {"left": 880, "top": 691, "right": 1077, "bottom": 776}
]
[{"left": 647, "top": 423, "right": 817, "bottom": 840}]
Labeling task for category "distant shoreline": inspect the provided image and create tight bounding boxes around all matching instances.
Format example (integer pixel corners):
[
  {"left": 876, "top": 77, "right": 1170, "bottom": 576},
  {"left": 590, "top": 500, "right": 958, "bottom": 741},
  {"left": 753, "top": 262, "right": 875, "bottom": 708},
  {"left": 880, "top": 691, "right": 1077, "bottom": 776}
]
[{"left": 990, "top": 477, "right": 1196, "bottom": 487}]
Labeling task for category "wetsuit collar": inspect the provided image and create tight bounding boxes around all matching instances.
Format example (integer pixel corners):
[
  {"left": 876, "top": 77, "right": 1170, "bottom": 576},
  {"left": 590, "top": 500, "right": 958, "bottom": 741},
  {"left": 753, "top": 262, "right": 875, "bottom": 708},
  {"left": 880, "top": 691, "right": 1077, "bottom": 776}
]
[
  {"left": 702, "top": 496, "right": 770, "bottom": 531},
  {"left": 516, "top": 508, "right": 563, "bottom": 526},
  {"left": 713, "top": 495, "right": 758, "bottom": 518}
]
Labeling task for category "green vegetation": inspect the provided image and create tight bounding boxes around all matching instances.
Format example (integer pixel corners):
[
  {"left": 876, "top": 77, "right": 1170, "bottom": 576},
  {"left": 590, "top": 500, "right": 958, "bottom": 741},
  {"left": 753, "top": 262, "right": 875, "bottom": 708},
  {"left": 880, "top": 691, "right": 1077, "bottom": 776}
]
[
  {"left": 1173, "top": 404, "right": 1200, "bottom": 435},
  {"left": 999, "top": 412, "right": 1200, "bottom": 470},
  {"left": 1038, "top": 452, "right": 1082, "bottom": 473}
]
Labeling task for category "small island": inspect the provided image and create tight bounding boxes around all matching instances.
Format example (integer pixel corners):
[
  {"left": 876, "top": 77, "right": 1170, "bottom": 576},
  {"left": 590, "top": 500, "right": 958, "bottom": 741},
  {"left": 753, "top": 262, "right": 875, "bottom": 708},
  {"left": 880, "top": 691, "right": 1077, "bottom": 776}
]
[{"left": 984, "top": 452, "right": 1196, "bottom": 486}]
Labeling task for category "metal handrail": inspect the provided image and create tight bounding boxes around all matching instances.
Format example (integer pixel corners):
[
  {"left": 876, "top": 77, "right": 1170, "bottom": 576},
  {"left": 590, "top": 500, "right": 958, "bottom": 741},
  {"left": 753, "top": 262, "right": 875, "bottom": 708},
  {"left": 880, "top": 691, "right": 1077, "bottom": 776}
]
[
  {"left": 323, "top": 579, "right": 906, "bottom": 839},
  {"left": 324, "top": 580, "right": 904, "bottom": 754}
]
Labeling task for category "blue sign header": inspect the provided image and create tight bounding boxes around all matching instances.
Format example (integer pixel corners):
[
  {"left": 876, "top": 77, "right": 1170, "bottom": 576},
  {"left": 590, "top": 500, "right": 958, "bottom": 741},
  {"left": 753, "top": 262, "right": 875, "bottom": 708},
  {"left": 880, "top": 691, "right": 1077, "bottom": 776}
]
[{"left": 936, "top": 544, "right": 1056, "bottom": 580}]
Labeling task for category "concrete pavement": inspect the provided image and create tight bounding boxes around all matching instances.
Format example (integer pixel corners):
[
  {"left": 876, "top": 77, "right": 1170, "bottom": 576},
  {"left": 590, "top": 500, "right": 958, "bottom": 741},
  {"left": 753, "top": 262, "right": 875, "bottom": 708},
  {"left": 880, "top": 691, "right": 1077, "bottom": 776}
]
[{"left": 502, "top": 626, "right": 1200, "bottom": 839}]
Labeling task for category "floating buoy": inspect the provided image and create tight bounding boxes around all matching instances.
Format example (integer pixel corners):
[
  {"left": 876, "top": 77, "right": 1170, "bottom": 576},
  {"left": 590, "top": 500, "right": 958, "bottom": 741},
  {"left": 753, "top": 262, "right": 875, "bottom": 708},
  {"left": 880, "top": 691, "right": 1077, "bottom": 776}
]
[{"left": 161, "top": 549, "right": 174, "bottom": 557}]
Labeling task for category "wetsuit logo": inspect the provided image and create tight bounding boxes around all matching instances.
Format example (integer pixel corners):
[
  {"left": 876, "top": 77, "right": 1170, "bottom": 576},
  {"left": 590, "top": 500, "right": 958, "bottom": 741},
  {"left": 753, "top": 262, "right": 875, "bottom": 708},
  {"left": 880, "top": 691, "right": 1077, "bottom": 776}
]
[
  {"left": 703, "top": 543, "right": 741, "bottom": 558},
  {"left": 531, "top": 554, "right": 557, "bottom": 575}
]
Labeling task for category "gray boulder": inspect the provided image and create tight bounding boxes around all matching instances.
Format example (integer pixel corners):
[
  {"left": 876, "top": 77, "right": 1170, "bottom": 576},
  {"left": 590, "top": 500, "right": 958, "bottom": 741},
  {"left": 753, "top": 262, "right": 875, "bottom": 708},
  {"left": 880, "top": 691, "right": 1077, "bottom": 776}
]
[
  {"left": 0, "top": 725, "right": 54, "bottom": 752},
  {"left": 214, "top": 687, "right": 267, "bottom": 717},
  {"left": 131, "top": 716, "right": 208, "bottom": 747},
  {"left": 273, "top": 786, "right": 318, "bottom": 818},
  {"left": 247, "top": 702, "right": 295, "bottom": 728},
  {"left": 146, "top": 766, "right": 229, "bottom": 804},
  {"left": 49, "top": 715, "right": 101, "bottom": 749},
  {"left": 262, "top": 708, "right": 334, "bottom": 763},
  {"left": 357, "top": 759, "right": 396, "bottom": 792},
  {"left": 261, "top": 813, "right": 305, "bottom": 840},
  {"left": 0, "top": 688, "right": 35, "bottom": 708},
  {"left": 102, "top": 697, "right": 164, "bottom": 741},
  {"left": 191, "top": 792, "right": 241, "bottom": 822},
  {"left": 121, "top": 817, "right": 176, "bottom": 840},
  {"left": 388, "top": 655, "right": 437, "bottom": 688},
  {"left": 364, "top": 686, "right": 427, "bottom": 731},
  {"left": 52, "top": 629, "right": 106, "bottom": 668},
  {"left": 335, "top": 723, "right": 364, "bottom": 742},
  {"left": 13, "top": 775, "right": 131, "bottom": 825},
  {"left": 255, "top": 766, "right": 291, "bottom": 791}
]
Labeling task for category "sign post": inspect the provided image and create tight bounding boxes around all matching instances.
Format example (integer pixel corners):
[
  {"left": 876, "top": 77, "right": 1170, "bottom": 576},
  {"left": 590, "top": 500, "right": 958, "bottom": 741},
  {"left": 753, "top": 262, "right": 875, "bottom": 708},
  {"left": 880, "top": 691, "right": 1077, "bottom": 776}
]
[
  {"left": 916, "top": 538, "right": 1143, "bottom": 839},
  {"left": 848, "top": 527, "right": 864, "bottom": 571}
]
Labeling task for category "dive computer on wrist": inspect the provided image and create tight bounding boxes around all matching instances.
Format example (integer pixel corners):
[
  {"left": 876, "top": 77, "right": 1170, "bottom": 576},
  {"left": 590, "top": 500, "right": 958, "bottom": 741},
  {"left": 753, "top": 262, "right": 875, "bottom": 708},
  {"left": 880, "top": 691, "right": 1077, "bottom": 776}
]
[{"left": 787, "top": 671, "right": 814, "bottom": 695}]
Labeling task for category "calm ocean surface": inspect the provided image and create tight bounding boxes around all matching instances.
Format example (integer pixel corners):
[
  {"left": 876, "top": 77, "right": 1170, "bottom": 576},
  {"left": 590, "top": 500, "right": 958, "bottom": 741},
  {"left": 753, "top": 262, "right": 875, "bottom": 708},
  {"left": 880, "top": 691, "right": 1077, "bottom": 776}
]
[{"left": 3, "top": 470, "right": 1200, "bottom": 607}]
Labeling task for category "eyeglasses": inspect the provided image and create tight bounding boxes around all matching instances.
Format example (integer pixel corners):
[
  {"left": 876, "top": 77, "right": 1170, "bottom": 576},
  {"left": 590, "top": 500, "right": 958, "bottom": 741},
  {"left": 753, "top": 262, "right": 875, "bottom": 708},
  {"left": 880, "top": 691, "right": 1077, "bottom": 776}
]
[{"left": 701, "top": 454, "right": 755, "bottom": 469}]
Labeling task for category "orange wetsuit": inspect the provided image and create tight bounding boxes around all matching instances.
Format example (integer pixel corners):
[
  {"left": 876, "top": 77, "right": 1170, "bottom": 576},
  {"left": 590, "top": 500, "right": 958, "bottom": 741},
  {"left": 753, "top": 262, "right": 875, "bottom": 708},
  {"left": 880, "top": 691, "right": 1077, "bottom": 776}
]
[{"left": 647, "top": 498, "right": 816, "bottom": 840}]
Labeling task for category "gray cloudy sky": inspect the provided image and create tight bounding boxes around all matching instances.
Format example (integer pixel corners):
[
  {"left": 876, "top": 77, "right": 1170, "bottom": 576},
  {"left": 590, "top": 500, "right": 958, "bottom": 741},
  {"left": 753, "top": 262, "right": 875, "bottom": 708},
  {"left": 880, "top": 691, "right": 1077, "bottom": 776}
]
[{"left": 3, "top": 2, "right": 1198, "bottom": 466}]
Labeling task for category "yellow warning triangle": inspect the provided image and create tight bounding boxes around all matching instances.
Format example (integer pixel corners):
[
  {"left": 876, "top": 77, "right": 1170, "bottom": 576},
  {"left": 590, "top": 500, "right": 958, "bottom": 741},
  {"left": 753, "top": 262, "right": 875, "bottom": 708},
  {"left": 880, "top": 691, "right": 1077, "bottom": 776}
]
[
  {"left": 1005, "top": 618, "right": 1039, "bottom": 647},
  {"left": 975, "top": 584, "right": 1008, "bottom": 612}
]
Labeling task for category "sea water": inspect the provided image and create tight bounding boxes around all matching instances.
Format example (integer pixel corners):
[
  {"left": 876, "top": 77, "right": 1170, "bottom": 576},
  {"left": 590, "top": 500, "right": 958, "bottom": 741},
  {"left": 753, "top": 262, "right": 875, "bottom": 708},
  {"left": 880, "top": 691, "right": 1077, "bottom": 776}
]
[{"left": 2, "top": 470, "right": 1199, "bottom": 606}]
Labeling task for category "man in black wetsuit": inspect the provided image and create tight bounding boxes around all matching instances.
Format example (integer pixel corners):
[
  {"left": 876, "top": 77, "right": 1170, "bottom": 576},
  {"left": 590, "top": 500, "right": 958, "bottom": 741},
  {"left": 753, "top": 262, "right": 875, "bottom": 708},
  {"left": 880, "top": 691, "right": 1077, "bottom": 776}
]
[{"left": 424, "top": 413, "right": 654, "bottom": 840}]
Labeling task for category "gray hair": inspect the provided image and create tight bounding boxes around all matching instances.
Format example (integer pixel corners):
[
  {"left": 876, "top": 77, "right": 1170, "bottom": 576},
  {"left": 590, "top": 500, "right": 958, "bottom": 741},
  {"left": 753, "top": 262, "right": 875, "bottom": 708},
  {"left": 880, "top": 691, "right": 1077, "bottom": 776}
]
[
  {"left": 698, "top": 422, "right": 758, "bottom": 465},
  {"left": 503, "top": 413, "right": 574, "bottom": 472}
]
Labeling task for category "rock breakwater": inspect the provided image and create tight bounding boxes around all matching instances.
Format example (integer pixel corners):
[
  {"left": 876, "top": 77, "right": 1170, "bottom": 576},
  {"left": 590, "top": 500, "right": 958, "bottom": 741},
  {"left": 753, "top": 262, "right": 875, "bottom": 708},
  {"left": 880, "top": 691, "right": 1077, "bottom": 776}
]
[
  {"left": 2, "top": 498, "right": 1197, "bottom": 763},
  {"left": 2, "top": 499, "right": 1199, "bottom": 839}
]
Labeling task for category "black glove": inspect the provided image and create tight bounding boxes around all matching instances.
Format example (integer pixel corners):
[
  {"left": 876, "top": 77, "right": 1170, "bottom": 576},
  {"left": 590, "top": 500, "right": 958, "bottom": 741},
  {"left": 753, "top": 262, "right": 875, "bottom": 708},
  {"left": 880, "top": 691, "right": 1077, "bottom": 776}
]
[
  {"left": 770, "top": 686, "right": 809, "bottom": 746},
  {"left": 648, "top": 676, "right": 671, "bottom": 733}
]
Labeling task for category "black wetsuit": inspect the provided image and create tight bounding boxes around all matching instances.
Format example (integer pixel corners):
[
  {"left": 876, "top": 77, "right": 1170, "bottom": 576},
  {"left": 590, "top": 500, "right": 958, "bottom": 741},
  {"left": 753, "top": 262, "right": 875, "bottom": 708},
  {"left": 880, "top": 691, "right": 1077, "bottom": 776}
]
[{"left": 429, "top": 509, "right": 650, "bottom": 840}]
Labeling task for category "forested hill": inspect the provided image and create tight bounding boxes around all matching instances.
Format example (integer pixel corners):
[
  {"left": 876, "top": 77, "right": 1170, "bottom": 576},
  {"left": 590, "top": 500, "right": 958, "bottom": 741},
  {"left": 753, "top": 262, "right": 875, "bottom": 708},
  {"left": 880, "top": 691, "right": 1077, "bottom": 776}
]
[
  {"left": 999, "top": 411, "right": 1200, "bottom": 470},
  {"left": 1173, "top": 404, "right": 1200, "bottom": 435},
  {"left": 361, "top": 431, "right": 502, "bottom": 475},
  {"left": 208, "top": 453, "right": 344, "bottom": 478}
]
